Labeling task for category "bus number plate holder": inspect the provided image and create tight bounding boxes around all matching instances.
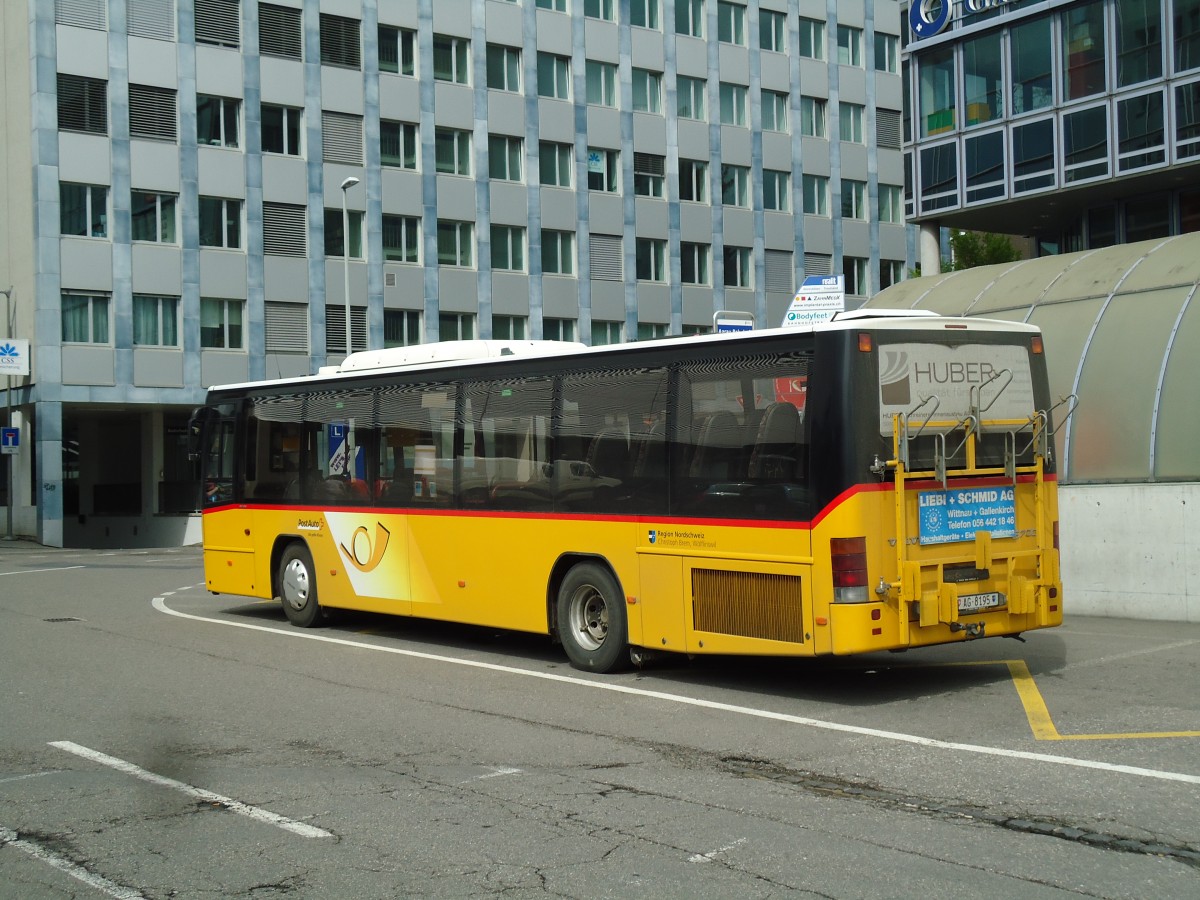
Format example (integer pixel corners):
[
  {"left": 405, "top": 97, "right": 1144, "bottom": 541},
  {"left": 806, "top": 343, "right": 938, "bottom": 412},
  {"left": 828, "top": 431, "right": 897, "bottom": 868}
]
[{"left": 958, "top": 591, "right": 1004, "bottom": 613}]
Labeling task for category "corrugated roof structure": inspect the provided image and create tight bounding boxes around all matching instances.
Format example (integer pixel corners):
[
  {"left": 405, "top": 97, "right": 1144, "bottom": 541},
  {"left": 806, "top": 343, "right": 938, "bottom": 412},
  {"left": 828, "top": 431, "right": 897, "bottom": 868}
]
[{"left": 864, "top": 234, "right": 1200, "bottom": 483}]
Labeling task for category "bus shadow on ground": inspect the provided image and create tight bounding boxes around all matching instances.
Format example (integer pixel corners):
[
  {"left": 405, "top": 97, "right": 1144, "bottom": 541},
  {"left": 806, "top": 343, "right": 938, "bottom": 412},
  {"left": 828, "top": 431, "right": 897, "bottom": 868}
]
[{"left": 223, "top": 599, "right": 1068, "bottom": 708}]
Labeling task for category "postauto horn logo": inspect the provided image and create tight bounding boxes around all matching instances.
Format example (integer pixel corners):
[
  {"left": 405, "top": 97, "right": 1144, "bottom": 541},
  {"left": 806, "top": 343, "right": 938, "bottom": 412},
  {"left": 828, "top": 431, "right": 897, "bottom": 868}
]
[{"left": 909, "top": 0, "right": 952, "bottom": 38}]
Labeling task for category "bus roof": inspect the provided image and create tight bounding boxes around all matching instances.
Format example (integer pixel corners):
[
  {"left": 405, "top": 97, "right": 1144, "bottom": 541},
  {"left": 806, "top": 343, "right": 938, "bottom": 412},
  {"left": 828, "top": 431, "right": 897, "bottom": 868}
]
[{"left": 207, "top": 313, "right": 1041, "bottom": 394}]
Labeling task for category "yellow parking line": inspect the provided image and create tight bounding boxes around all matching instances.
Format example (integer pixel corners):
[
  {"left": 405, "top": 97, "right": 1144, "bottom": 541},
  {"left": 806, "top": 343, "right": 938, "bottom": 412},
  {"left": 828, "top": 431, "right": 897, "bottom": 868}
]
[{"left": 944, "top": 659, "right": 1200, "bottom": 741}]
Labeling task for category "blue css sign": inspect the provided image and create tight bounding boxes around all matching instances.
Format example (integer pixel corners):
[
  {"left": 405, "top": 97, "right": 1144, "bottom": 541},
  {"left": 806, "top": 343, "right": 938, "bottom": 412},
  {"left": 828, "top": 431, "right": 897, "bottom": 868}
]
[{"left": 909, "top": 0, "right": 952, "bottom": 38}]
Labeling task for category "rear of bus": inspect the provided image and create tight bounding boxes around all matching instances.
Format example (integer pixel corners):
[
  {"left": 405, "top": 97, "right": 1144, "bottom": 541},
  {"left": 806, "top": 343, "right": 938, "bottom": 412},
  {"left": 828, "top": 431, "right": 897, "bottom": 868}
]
[{"left": 810, "top": 317, "right": 1063, "bottom": 654}]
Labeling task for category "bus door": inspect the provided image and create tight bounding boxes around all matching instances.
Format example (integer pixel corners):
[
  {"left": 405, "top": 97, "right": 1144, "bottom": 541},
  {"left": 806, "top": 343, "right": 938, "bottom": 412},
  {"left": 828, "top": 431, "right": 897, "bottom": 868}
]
[
  {"left": 876, "top": 338, "right": 1065, "bottom": 642},
  {"left": 192, "top": 402, "right": 259, "bottom": 595}
]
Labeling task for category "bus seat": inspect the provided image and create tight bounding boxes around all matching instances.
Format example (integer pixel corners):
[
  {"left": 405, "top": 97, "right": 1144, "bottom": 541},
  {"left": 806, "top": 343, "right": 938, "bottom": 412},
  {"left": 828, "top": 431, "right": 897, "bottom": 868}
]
[
  {"left": 587, "top": 429, "right": 630, "bottom": 480},
  {"left": 689, "top": 411, "right": 742, "bottom": 482},
  {"left": 633, "top": 420, "right": 667, "bottom": 479},
  {"left": 747, "top": 401, "right": 801, "bottom": 481}
]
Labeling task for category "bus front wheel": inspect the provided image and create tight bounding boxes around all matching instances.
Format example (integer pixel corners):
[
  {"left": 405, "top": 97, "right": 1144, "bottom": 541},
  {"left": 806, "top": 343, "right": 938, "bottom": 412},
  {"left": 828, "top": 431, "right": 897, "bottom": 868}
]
[
  {"left": 557, "top": 562, "right": 628, "bottom": 673},
  {"left": 278, "top": 542, "right": 323, "bottom": 628}
]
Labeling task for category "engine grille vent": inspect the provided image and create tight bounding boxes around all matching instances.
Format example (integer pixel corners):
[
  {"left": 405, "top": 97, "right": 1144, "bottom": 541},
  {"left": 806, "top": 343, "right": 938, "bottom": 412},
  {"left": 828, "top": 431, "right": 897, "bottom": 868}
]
[{"left": 691, "top": 569, "right": 803, "bottom": 643}]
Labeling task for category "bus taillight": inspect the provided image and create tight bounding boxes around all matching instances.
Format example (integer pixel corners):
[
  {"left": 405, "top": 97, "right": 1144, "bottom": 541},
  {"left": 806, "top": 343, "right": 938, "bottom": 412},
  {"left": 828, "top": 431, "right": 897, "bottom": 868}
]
[{"left": 831, "top": 537, "right": 869, "bottom": 603}]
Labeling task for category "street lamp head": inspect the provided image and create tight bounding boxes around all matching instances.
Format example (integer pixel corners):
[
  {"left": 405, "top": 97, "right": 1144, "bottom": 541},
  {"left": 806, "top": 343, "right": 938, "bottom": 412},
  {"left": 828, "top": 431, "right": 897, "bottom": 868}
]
[{"left": 340, "top": 176, "right": 360, "bottom": 191}]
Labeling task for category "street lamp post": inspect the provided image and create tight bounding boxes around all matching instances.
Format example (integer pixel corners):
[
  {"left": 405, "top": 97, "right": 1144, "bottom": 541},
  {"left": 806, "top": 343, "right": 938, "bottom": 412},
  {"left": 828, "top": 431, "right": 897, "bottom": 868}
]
[
  {"left": 339, "top": 176, "right": 360, "bottom": 357},
  {"left": 2, "top": 287, "right": 14, "bottom": 542}
]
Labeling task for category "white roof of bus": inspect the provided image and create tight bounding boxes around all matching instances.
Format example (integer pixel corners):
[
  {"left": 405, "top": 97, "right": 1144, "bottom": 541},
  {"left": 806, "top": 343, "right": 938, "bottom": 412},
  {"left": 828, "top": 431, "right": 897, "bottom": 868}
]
[{"left": 208, "top": 313, "right": 1041, "bottom": 393}]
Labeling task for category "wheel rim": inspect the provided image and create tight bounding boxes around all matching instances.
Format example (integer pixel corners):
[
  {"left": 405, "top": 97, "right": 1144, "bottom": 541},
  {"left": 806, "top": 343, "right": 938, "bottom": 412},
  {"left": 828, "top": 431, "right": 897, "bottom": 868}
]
[
  {"left": 282, "top": 558, "right": 311, "bottom": 611},
  {"left": 567, "top": 583, "right": 608, "bottom": 651}
]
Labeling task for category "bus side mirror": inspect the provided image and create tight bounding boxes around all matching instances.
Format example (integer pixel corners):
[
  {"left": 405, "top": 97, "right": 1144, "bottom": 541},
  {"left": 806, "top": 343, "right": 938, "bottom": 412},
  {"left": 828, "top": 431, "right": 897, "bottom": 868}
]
[{"left": 187, "top": 406, "right": 218, "bottom": 461}]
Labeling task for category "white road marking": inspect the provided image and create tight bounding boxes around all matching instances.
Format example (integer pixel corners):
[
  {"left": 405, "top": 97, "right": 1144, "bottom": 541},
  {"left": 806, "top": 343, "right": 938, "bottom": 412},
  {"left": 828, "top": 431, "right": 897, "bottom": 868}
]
[
  {"left": 473, "top": 766, "right": 522, "bottom": 781},
  {"left": 49, "top": 741, "right": 332, "bottom": 839},
  {"left": 0, "top": 826, "right": 147, "bottom": 900},
  {"left": 0, "top": 771, "right": 57, "bottom": 786},
  {"left": 0, "top": 565, "right": 85, "bottom": 577},
  {"left": 689, "top": 837, "right": 747, "bottom": 863},
  {"left": 151, "top": 598, "right": 1200, "bottom": 786}
]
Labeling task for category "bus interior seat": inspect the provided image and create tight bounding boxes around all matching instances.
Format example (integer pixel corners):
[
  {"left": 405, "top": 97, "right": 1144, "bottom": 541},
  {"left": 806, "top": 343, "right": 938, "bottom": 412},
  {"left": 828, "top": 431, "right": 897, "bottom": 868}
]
[
  {"left": 747, "top": 401, "right": 802, "bottom": 481},
  {"left": 586, "top": 428, "right": 630, "bottom": 481},
  {"left": 689, "top": 411, "right": 742, "bottom": 482},
  {"left": 633, "top": 420, "right": 667, "bottom": 479}
]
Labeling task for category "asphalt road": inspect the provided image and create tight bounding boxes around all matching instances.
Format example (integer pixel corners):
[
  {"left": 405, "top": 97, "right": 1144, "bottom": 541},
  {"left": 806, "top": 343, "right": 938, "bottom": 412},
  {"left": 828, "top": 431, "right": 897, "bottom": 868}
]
[{"left": 0, "top": 543, "right": 1197, "bottom": 899}]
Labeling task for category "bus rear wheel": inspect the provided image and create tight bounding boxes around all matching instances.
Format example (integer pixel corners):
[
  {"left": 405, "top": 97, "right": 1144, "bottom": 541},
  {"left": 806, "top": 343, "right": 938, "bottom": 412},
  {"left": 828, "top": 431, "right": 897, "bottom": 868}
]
[
  {"left": 557, "top": 562, "right": 628, "bottom": 673},
  {"left": 278, "top": 542, "right": 323, "bottom": 628}
]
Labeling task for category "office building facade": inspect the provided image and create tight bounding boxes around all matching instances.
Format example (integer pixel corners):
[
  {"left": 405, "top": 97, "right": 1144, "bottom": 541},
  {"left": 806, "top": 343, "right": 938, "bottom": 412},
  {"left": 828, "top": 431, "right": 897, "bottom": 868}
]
[{"left": 1, "top": 0, "right": 906, "bottom": 546}]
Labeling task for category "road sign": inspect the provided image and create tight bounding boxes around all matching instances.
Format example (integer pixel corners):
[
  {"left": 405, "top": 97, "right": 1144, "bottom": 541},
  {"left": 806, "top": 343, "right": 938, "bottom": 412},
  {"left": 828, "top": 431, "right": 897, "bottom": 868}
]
[
  {"left": 781, "top": 275, "right": 846, "bottom": 328},
  {"left": 0, "top": 427, "right": 18, "bottom": 455},
  {"left": 0, "top": 340, "right": 30, "bottom": 376}
]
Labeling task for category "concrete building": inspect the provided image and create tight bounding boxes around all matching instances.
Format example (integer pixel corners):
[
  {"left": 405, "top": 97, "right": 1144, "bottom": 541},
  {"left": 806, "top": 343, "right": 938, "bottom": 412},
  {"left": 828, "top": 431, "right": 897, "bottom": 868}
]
[
  {"left": 0, "top": 0, "right": 908, "bottom": 547},
  {"left": 902, "top": 0, "right": 1200, "bottom": 271}
]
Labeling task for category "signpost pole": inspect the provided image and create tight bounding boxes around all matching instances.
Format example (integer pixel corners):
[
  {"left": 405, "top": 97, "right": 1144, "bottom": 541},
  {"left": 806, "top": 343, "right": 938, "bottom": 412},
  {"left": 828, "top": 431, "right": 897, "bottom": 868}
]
[{"left": 2, "top": 287, "right": 13, "bottom": 542}]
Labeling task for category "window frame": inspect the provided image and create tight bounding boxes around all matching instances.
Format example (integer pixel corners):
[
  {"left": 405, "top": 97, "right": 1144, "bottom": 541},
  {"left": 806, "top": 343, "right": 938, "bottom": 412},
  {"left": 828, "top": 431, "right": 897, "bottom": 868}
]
[
  {"left": 491, "top": 224, "right": 527, "bottom": 272},
  {"left": 199, "top": 196, "right": 243, "bottom": 249},
  {"left": 541, "top": 229, "right": 576, "bottom": 275},
  {"left": 61, "top": 292, "right": 111, "bottom": 345},
  {"left": 435, "top": 127, "right": 473, "bottom": 176},
  {"left": 433, "top": 34, "right": 471, "bottom": 85},
  {"left": 200, "top": 297, "right": 245, "bottom": 349},
  {"left": 437, "top": 220, "right": 475, "bottom": 267},
  {"left": 719, "top": 82, "right": 748, "bottom": 126},
  {"left": 489, "top": 134, "right": 524, "bottom": 182},
  {"left": 60, "top": 182, "right": 108, "bottom": 238},
  {"left": 130, "top": 190, "right": 178, "bottom": 243},
  {"left": 382, "top": 214, "right": 421, "bottom": 264},
  {"left": 132, "top": 293, "right": 180, "bottom": 347},
  {"left": 196, "top": 94, "right": 240, "bottom": 148}
]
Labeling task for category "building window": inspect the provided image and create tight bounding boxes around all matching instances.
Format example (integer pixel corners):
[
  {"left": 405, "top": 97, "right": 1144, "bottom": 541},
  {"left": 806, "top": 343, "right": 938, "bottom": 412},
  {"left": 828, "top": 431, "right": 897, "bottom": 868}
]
[
  {"left": 540, "top": 141, "right": 573, "bottom": 186},
  {"left": 1062, "top": 1, "right": 1107, "bottom": 101},
  {"left": 60, "top": 183, "right": 107, "bottom": 237},
  {"left": 762, "top": 90, "right": 788, "bottom": 131},
  {"left": 719, "top": 83, "right": 747, "bottom": 126},
  {"left": 260, "top": 4, "right": 302, "bottom": 59},
  {"left": 129, "top": 84, "right": 177, "bottom": 141},
  {"left": 875, "top": 33, "right": 899, "bottom": 74},
  {"left": 379, "top": 25, "right": 416, "bottom": 75},
  {"left": 763, "top": 170, "right": 790, "bottom": 212},
  {"left": 630, "top": 0, "right": 660, "bottom": 30},
  {"left": 1176, "top": 0, "right": 1200, "bottom": 74},
  {"left": 877, "top": 109, "right": 903, "bottom": 150},
  {"left": 677, "top": 75, "right": 706, "bottom": 120},
  {"left": 589, "top": 233, "right": 623, "bottom": 280},
  {"left": 920, "top": 45, "right": 957, "bottom": 136},
  {"left": 381, "top": 120, "right": 418, "bottom": 169},
  {"left": 199, "top": 197, "right": 242, "bottom": 248},
  {"left": 131, "top": 191, "right": 177, "bottom": 242},
  {"left": 542, "top": 230, "right": 575, "bottom": 275},
  {"left": 544, "top": 318, "right": 576, "bottom": 341},
  {"left": 717, "top": 2, "right": 746, "bottom": 45},
  {"left": 537, "top": 53, "right": 571, "bottom": 99},
  {"left": 435, "top": 128, "right": 472, "bottom": 176},
  {"left": 322, "top": 111, "right": 363, "bottom": 164},
  {"left": 263, "top": 203, "right": 307, "bottom": 255},
  {"left": 324, "top": 209, "right": 364, "bottom": 258},
  {"left": 1011, "top": 16, "right": 1054, "bottom": 115},
  {"left": 764, "top": 250, "right": 793, "bottom": 293},
  {"left": 920, "top": 142, "right": 961, "bottom": 210},
  {"left": 637, "top": 322, "right": 668, "bottom": 341},
  {"left": 127, "top": 0, "right": 171, "bottom": 39},
  {"left": 320, "top": 13, "right": 360, "bottom": 68},
  {"left": 587, "top": 148, "right": 619, "bottom": 191},
  {"left": 196, "top": 0, "right": 239, "bottom": 47},
  {"left": 585, "top": 0, "right": 614, "bottom": 21},
  {"left": 262, "top": 104, "right": 302, "bottom": 155},
  {"left": 800, "top": 96, "right": 826, "bottom": 137},
  {"left": 803, "top": 174, "right": 829, "bottom": 216},
  {"left": 721, "top": 164, "right": 749, "bottom": 207},
  {"left": 383, "top": 214, "right": 420, "bottom": 263},
  {"left": 1012, "top": 118, "right": 1056, "bottom": 193},
  {"left": 723, "top": 246, "right": 751, "bottom": 288},
  {"left": 197, "top": 94, "right": 239, "bottom": 147},
  {"left": 384, "top": 309, "right": 422, "bottom": 347},
  {"left": 326, "top": 306, "right": 367, "bottom": 354},
  {"left": 488, "top": 135, "right": 523, "bottom": 181},
  {"left": 964, "top": 32, "right": 1003, "bottom": 126},
  {"left": 434, "top": 35, "right": 470, "bottom": 84},
  {"left": 492, "top": 315, "right": 527, "bottom": 340},
  {"left": 634, "top": 153, "right": 665, "bottom": 197},
  {"left": 965, "top": 130, "right": 1006, "bottom": 203},
  {"left": 841, "top": 179, "right": 867, "bottom": 220},
  {"left": 201, "top": 298, "right": 244, "bottom": 349},
  {"left": 681, "top": 242, "right": 710, "bottom": 285},
  {"left": 439, "top": 312, "right": 474, "bottom": 341},
  {"left": 680, "top": 159, "right": 708, "bottom": 202},
  {"left": 57, "top": 0, "right": 107, "bottom": 28},
  {"left": 133, "top": 294, "right": 179, "bottom": 347},
  {"left": 437, "top": 220, "right": 474, "bottom": 267},
  {"left": 587, "top": 61, "right": 618, "bottom": 107},
  {"left": 636, "top": 238, "right": 667, "bottom": 282},
  {"left": 1118, "top": 90, "right": 1166, "bottom": 170},
  {"left": 839, "top": 103, "right": 865, "bottom": 143},
  {"left": 1176, "top": 79, "right": 1200, "bottom": 158},
  {"left": 61, "top": 292, "right": 110, "bottom": 344},
  {"left": 675, "top": 0, "right": 704, "bottom": 38},
  {"left": 879, "top": 185, "right": 903, "bottom": 224},
  {"left": 537, "top": 0, "right": 567, "bottom": 10},
  {"left": 487, "top": 44, "right": 521, "bottom": 92},
  {"left": 837, "top": 25, "right": 862, "bottom": 67},
  {"left": 880, "top": 260, "right": 905, "bottom": 291},
  {"left": 798, "top": 17, "right": 825, "bottom": 60},
  {"left": 591, "top": 320, "right": 622, "bottom": 345},
  {"left": 57, "top": 74, "right": 108, "bottom": 134},
  {"left": 491, "top": 225, "right": 526, "bottom": 271},
  {"left": 1063, "top": 105, "right": 1109, "bottom": 182},
  {"left": 760, "top": 9, "right": 786, "bottom": 53},
  {"left": 844, "top": 257, "right": 869, "bottom": 297},
  {"left": 633, "top": 68, "right": 663, "bottom": 113},
  {"left": 264, "top": 301, "right": 309, "bottom": 352}
]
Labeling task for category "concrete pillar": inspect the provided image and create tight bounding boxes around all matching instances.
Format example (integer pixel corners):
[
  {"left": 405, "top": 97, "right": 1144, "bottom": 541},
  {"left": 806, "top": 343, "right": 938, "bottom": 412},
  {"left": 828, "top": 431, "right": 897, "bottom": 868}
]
[
  {"left": 36, "top": 400, "right": 63, "bottom": 548},
  {"left": 919, "top": 222, "right": 942, "bottom": 276}
]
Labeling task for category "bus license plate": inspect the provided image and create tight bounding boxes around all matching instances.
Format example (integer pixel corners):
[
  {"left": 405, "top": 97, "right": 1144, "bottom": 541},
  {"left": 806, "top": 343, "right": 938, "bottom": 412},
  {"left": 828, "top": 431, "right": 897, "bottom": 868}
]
[{"left": 958, "top": 591, "right": 1005, "bottom": 613}]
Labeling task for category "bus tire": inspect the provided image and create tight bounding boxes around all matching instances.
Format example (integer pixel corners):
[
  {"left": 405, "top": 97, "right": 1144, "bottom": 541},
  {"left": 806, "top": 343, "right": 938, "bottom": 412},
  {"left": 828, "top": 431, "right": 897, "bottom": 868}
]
[
  {"left": 557, "top": 562, "right": 629, "bottom": 673},
  {"left": 278, "top": 542, "right": 323, "bottom": 628}
]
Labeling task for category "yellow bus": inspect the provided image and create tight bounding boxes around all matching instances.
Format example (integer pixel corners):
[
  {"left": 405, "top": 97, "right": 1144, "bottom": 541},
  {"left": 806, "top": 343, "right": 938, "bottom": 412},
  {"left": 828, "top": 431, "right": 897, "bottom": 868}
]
[{"left": 190, "top": 313, "right": 1065, "bottom": 672}]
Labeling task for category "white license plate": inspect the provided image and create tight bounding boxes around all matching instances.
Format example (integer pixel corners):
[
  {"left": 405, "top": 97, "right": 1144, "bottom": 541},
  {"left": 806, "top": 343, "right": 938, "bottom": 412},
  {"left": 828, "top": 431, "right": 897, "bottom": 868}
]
[{"left": 958, "top": 591, "right": 1005, "bottom": 613}]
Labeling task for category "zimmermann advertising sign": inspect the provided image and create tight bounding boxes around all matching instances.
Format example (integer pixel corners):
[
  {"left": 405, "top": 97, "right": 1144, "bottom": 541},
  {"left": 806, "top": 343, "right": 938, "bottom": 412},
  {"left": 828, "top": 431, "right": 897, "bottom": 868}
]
[{"left": 0, "top": 340, "right": 29, "bottom": 376}]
